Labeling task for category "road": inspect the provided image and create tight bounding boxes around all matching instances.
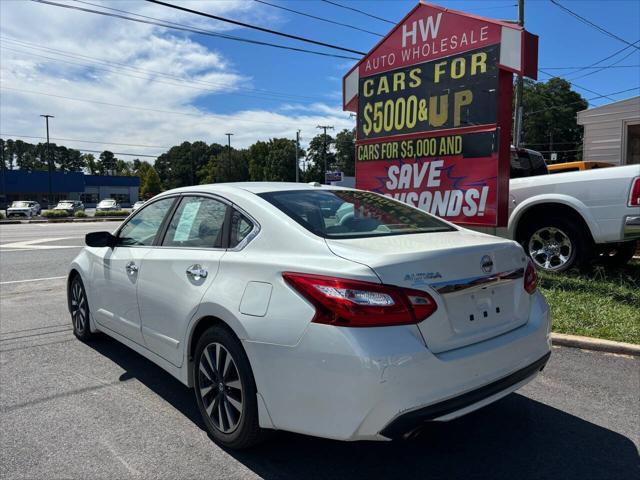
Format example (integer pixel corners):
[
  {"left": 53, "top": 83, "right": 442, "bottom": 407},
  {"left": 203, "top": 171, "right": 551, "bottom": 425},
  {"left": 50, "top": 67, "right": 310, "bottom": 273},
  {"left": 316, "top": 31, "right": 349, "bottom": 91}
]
[{"left": 1, "top": 222, "right": 638, "bottom": 480}]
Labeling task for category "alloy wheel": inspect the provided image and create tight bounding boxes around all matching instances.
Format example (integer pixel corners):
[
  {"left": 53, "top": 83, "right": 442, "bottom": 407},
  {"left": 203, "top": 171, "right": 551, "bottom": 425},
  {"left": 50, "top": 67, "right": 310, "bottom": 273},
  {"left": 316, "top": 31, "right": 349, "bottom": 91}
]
[
  {"left": 198, "top": 342, "right": 243, "bottom": 434},
  {"left": 70, "top": 280, "right": 87, "bottom": 334},
  {"left": 528, "top": 226, "right": 573, "bottom": 271}
]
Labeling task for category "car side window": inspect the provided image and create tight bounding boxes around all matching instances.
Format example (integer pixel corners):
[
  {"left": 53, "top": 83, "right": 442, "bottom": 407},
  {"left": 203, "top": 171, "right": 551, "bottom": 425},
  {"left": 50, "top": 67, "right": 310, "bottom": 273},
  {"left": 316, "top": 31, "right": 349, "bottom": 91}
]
[
  {"left": 117, "top": 198, "right": 175, "bottom": 246},
  {"left": 163, "top": 196, "right": 228, "bottom": 248},
  {"left": 229, "top": 210, "right": 254, "bottom": 248}
]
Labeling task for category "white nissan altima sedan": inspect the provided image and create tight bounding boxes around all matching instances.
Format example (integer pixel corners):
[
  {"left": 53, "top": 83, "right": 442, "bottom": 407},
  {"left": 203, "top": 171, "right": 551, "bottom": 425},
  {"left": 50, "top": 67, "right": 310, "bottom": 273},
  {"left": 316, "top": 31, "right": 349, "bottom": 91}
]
[{"left": 68, "top": 182, "right": 551, "bottom": 449}]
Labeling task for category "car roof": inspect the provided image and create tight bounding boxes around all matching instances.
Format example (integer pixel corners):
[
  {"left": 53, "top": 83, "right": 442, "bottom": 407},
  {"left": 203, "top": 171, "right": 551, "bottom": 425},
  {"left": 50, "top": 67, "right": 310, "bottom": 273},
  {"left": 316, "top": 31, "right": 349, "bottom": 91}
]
[{"left": 165, "top": 182, "right": 354, "bottom": 196}]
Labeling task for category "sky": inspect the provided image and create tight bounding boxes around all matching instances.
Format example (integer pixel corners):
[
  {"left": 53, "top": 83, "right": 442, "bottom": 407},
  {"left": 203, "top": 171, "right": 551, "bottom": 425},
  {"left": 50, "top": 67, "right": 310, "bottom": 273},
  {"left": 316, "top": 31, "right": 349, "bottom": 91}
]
[{"left": 0, "top": 0, "right": 639, "bottom": 161}]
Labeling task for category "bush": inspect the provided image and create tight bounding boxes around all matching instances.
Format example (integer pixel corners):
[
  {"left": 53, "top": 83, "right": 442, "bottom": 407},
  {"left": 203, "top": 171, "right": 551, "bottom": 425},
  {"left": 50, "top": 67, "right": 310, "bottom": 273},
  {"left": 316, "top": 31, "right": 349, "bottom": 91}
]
[
  {"left": 95, "top": 209, "right": 129, "bottom": 217},
  {"left": 74, "top": 210, "right": 88, "bottom": 218},
  {"left": 0, "top": 211, "right": 5, "bottom": 219},
  {"left": 42, "top": 210, "right": 70, "bottom": 218}
]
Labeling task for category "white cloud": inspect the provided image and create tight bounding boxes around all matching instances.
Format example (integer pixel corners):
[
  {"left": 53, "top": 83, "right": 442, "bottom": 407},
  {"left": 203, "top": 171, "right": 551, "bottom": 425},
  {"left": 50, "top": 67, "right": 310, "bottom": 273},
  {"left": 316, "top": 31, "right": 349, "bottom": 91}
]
[{"left": 0, "top": 0, "right": 354, "bottom": 158}]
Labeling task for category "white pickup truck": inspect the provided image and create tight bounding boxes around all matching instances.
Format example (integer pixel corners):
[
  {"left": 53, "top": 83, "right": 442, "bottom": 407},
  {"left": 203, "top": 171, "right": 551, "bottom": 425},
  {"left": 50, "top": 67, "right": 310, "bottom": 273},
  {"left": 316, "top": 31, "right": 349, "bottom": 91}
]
[{"left": 505, "top": 150, "right": 640, "bottom": 272}]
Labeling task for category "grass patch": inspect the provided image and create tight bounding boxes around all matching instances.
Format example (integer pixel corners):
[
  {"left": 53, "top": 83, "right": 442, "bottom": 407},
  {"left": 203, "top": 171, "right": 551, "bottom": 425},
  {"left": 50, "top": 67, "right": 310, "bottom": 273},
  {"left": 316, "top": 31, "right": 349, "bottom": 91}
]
[
  {"left": 95, "top": 210, "right": 129, "bottom": 217},
  {"left": 539, "top": 260, "right": 640, "bottom": 344},
  {"left": 42, "top": 210, "right": 70, "bottom": 218}
]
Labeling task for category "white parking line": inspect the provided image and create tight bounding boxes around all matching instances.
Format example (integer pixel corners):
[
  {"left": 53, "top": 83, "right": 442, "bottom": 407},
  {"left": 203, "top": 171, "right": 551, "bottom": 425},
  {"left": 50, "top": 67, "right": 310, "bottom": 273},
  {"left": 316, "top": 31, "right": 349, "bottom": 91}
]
[{"left": 0, "top": 276, "right": 66, "bottom": 285}]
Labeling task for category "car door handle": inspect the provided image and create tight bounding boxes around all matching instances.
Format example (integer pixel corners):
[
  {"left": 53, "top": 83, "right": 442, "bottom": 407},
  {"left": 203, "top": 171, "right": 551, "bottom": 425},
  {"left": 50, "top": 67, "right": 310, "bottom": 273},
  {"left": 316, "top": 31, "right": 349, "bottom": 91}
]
[
  {"left": 186, "top": 264, "right": 208, "bottom": 280},
  {"left": 126, "top": 261, "right": 138, "bottom": 275}
]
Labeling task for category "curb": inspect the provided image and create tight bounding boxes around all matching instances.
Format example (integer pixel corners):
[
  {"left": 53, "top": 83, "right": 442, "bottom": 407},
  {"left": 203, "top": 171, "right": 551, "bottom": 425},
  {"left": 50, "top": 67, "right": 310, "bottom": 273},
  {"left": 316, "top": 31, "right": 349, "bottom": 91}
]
[
  {"left": 551, "top": 333, "right": 640, "bottom": 356},
  {"left": 0, "top": 218, "right": 125, "bottom": 225}
]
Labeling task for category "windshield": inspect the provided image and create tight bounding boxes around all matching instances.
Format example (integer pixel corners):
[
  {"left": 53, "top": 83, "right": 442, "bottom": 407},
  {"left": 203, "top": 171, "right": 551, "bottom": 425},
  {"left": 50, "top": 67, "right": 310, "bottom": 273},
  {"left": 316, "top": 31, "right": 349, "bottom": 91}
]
[
  {"left": 57, "top": 202, "right": 73, "bottom": 207},
  {"left": 99, "top": 200, "right": 116, "bottom": 206},
  {"left": 11, "top": 201, "right": 31, "bottom": 208},
  {"left": 259, "top": 190, "right": 455, "bottom": 239}
]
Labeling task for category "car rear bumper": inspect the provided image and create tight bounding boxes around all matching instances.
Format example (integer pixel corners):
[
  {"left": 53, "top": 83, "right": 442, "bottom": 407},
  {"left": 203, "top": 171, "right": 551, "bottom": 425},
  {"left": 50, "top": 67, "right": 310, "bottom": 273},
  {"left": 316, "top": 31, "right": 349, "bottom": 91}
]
[
  {"left": 244, "top": 290, "right": 551, "bottom": 441},
  {"left": 379, "top": 351, "right": 550, "bottom": 439},
  {"left": 624, "top": 216, "right": 640, "bottom": 240}
]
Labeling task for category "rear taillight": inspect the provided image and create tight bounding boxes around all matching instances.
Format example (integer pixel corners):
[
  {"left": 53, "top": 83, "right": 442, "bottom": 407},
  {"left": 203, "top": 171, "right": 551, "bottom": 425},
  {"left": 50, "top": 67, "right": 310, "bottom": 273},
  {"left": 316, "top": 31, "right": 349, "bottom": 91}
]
[
  {"left": 282, "top": 272, "right": 437, "bottom": 327},
  {"left": 524, "top": 259, "right": 537, "bottom": 294},
  {"left": 629, "top": 177, "right": 640, "bottom": 207}
]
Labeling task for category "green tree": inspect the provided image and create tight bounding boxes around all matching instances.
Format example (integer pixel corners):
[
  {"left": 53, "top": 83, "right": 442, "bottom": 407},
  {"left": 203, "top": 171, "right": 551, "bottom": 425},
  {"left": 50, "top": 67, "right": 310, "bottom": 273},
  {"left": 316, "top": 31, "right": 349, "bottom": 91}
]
[
  {"left": 247, "top": 140, "right": 270, "bottom": 181},
  {"left": 155, "top": 141, "right": 224, "bottom": 189},
  {"left": 140, "top": 165, "right": 163, "bottom": 199},
  {"left": 203, "top": 148, "right": 249, "bottom": 183},
  {"left": 520, "top": 78, "right": 588, "bottom": 162},
  {"left": 334, "top": 129, "right": 355, "bottom": 176},
  {"left": 82, "top": 154, "right": 98, "bottom": 174},
  {"left": 304, "top": 133, "right": 335, "bottom": 183},
  {"left": 99, "top": 150, "right": 117, "bottom": 174}
]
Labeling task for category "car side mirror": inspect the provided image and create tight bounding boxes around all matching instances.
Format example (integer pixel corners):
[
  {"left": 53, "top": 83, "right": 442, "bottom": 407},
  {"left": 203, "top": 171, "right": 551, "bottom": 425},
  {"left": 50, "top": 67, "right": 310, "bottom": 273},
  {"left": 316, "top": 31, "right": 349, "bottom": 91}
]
[{"left": 85, "top": 231, "right": 117, "bottom": 248}]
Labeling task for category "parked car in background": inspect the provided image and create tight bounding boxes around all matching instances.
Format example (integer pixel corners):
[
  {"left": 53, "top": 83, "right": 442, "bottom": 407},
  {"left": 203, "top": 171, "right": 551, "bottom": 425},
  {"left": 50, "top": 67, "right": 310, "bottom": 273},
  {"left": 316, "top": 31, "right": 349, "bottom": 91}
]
[
  {"left": 69, "top": 183, "right": 551, "bottom": 449},
  {"left": 132, "top": 200, "right": 146, "bottom": 211},
  {"left": 6, "top": 200, "right": 41, "bottom": 218},
  {"left": 547, "top": 161, "right": 615, "bottom": 174},
  {"left": 53, "top": 200, "right": 85, "bottom": 215},
  {"left": 508, "top": 164, "right": 640, "bottom": 271},
  {"left": 96, "top": 199, "right": 120, "bottom": 212}
]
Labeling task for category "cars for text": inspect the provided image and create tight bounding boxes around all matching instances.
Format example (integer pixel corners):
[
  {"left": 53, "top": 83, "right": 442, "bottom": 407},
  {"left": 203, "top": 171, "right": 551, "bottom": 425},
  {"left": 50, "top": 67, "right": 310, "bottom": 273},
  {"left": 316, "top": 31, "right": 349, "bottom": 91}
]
[
  {"left": 53, "top": 200, "right": 85, "bottom": 215},
  {"left": 6, "top": 200, "right": 40, "bottom": 218},
  {"left": 68, "top": 183, "right": 551, "bottom": 449},
  {"left": 96, "top": 199, "right": 120, "bottom": 212}
]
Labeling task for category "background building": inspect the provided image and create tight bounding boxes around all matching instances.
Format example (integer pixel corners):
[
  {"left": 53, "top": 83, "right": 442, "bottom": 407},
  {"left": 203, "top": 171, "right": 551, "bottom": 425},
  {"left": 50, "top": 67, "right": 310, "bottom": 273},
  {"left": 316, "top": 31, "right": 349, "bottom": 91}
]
[
  {"left": 577, "top": 96, "right": 640, "bottom": 165},
  {"left": 1, "top": 170, "right": 139, "bottom": 208}
]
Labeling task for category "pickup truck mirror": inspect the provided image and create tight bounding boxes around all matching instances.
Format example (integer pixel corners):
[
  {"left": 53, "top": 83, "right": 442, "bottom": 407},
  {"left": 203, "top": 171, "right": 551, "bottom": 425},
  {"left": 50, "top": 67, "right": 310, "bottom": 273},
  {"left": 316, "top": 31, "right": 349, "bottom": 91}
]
[{"left": 85, "top": 231, "right": 116, "bottom": 248}]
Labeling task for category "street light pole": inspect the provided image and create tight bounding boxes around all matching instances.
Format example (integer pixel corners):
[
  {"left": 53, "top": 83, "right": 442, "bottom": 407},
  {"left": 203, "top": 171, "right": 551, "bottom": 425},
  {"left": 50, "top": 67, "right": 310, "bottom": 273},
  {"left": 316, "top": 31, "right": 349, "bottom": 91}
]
[
  {"left": 295, "top": 130, "right": 300, "bottom": 182},
  {"left": 513, "top": 0, "right": 525, "bottom": 147},
  {"left": 316, "top": 125, "right": 333, "bottom": 184},
  {"left": 225, "top": 133, "right": 233, "bottom": 182},
  {"left": 40, "top": 114, "right": 54, "bottom": 206}
]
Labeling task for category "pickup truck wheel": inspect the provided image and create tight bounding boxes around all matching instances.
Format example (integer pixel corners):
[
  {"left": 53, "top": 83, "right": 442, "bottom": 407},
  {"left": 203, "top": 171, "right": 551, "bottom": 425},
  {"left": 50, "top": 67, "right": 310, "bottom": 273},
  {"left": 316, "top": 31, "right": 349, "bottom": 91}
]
[{"left": 522, "top": 217, "right": 590, "bottom": 272}]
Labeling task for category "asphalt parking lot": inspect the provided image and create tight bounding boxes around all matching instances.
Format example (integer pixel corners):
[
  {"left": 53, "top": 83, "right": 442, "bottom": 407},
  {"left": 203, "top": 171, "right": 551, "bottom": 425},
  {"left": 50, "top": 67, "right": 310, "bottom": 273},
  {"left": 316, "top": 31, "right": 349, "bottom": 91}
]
[{"left": 1, "top": 222, "right": 638, "bottom": 480}]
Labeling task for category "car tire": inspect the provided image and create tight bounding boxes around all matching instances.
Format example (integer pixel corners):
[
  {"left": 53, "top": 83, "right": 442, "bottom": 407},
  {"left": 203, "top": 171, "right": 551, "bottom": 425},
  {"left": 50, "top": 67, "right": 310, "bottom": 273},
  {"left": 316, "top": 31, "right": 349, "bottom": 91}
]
[
  {"left": 521, "top": 216, "right": 592, "bottom": 272},
  {"left": 193, "top": 325, "right": 266, "bottom": 449},
  {"left": 594, "top": 240, "right": 637, "bottom": 267},
  {"left": 68, "top": 275, "right": 96, "bottom": 341}
]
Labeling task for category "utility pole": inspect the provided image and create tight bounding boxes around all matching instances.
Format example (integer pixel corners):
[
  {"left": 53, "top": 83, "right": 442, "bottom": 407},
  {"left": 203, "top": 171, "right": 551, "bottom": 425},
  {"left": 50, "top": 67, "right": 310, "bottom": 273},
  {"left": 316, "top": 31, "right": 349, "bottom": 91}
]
[
  {"left": 316, "top": 125, "right": 333, "bottom": 184},
  {"left": 295, "top": 130, "right": 300, "bottom": 182},
  {"left": 512, "top": 0, "right": 524, "bottom": 147},
  {"left": 40, "top": 114, "right": 54, "bottom": 206},
  {"left": 225, "top": 133, "right": 233, "bottom": 182}
]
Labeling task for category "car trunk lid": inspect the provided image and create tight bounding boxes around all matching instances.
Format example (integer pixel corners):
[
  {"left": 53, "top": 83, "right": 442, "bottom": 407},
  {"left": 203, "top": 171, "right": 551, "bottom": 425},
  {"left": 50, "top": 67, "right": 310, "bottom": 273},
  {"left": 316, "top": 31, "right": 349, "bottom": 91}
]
[{"left": 325, "top": 230, "right": 531, "bottom": 353}]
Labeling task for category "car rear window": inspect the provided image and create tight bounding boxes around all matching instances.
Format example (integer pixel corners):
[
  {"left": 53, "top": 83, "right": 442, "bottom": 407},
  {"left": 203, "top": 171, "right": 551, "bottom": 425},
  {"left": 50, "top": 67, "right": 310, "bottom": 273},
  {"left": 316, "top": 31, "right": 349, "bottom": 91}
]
[{"left": 259, "top": 190, "right": 454, "bottom": 239}]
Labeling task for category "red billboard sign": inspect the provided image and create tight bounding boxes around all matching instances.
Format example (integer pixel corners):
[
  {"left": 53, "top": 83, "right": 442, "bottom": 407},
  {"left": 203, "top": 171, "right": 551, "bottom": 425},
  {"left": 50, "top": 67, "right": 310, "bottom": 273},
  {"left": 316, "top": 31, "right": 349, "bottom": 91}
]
[{"left": 344, "top": 1, "right": 538, "bottom": 227}]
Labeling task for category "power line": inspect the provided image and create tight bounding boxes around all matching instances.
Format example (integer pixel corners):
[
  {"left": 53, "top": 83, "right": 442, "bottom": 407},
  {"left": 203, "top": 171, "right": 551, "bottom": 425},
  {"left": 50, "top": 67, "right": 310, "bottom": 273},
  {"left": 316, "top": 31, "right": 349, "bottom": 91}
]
[
  {"left": 320, "top": 0, "right": 396, "bottom": 25},
  {"left": 569, "top": 48, "right": 639, "bottom": 81},
  {"left": 1, "top": 44, "right": 324, "bottom": 105},
  {"left": 0, "top": 134, "right": 168, "bottom": 149},
  {"left": 538, "top": 69, "right": 617, "bottom": 101},
  {"left": 524, "top": 87, "right": 639, "bottom": 116},
  {"left": 549, "top": 0, "right": 639, "bottom": 51},
  {"left": 30, "top": 0, "right": 360, "bottom": 61},
  {"left": 144, "top": 0, "right": 366, "bottom": 55},
  {"left": 253, "top": 0, "right": 384, "bottom": 37},
  {"left": 77, "top": 148, "right": 158, "bottom": 158},
  {"left": 0, "top": 35, "right": 321, "bottom": 103},
  {"left": 565, "top": 40, "right": 640, "bottom": 78},
  {"left": 541, "top": 65, "right": 639, "bottom": 70},
  {"left": 0, "top": 86, "right": 354, "bottom": 128}
]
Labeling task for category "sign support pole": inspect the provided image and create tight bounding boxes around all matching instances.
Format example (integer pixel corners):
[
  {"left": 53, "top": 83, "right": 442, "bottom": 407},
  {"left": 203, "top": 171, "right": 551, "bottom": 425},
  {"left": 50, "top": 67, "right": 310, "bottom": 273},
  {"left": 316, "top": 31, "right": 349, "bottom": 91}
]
[{"left": 513, "top": 0, "right": 525, "bottom": 147}]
